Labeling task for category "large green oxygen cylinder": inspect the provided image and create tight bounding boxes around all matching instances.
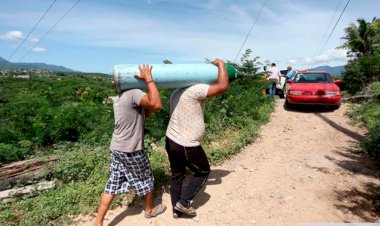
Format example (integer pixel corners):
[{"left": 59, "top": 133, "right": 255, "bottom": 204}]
[{"left": 112, "top": 63, "right": 239, "bottom": 92}]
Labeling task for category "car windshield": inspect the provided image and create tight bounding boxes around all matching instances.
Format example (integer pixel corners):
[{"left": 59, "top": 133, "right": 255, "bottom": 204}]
[{"left": 293, "top": 73, "right": 333, "bottom": 83}]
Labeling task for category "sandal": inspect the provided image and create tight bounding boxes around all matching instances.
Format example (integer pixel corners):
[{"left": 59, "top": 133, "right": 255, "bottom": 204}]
[
  {"left": 173, "top": 210, "right": 182, "bottom": 219},
  {"left": 174, "top": 202, "right": 197, "bottom": 216},
  {"left": 144, "top": 204, "right": 167, "bottom": 218}
]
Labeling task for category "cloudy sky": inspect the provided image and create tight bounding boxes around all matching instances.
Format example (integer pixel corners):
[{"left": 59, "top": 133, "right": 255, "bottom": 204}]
[{"left": 0, "top": 0, "right": 379, "bottom": 73}]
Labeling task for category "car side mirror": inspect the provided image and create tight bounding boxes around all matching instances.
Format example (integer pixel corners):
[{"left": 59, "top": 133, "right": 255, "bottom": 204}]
[{"left": 334, "top": 79, "right": 342, "bottom": 85}]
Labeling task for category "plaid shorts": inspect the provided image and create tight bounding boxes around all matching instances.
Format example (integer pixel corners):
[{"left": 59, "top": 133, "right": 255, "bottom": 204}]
[{"left": 104, "top": 149, "right": 154, "bottom": 197}]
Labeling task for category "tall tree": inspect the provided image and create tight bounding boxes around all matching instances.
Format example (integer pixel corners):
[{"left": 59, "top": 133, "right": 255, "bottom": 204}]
[
  {"left": 339, "top": 18, "right": 380, "bottom": 94},
  {"left": 339, "top": 18, "right": 380, "bottom": 58}
]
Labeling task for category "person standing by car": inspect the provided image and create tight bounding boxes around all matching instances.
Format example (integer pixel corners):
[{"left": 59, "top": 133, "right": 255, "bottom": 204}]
[
  {"left": 165, "top": 58, "right": 229, "bottom": 218},
  {"left": 267, "top": 63, "right": 281, "bottom": 98},
  {"left": 284, "top": 66, "right": 295, "bottom": 97},
  {"left": 94, "top": 64, "right": 166, "bottom": 226},
  {"left": 285, "top": 66, "right": 295, "bottom": 80}
]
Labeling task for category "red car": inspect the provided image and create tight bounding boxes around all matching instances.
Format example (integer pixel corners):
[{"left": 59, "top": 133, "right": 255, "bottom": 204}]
[{"left": 285, "top": 70, "right": 342, "bottom": 109}]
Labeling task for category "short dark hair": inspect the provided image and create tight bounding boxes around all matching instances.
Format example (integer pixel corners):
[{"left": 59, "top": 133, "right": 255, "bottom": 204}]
[{"left": 271, "top": 63, "right": 276, "bottom": 66}]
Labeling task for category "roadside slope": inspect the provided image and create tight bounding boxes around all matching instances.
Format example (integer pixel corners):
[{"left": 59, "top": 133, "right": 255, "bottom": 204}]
[{"left": 79, "top": 100, "right": 380, "bottom": 226}]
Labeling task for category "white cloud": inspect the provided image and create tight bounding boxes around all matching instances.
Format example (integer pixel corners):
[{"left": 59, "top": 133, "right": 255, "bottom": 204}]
[
  {"left": 287, "top": 59, "right": 298, "bottom": 65},
  {"left": 28, "top": 37, "right": 39, "bottom": 43},
  {"left": 50, "top": 5, "right": 244, "bottom": 61},
  {"left": 13, "top": 1, "right": 346, "bottom": 66},
  {"left": 0, "top": 31, "right": 24, "bottom": 40},
  {"left": 31, "top": 47, "right": 46, "bottom": 52},
  {"left": 304, "top": 57, "right": 313, "bottom": 64},
  {"left": 0, "top": 31, "right": 39, "bottom": 43},
  {"left": 302, "top": 49, "right": 348, "bottom": 66}
]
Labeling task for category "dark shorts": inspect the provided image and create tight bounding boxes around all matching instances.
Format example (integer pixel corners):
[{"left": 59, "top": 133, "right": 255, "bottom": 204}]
[{"left": 104, "top": 149, "right": 154, "bottom": 197}]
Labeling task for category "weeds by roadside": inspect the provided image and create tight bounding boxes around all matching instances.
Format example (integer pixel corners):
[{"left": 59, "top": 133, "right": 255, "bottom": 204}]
[
  {"left": 0, "top": 75, "right": 273, "bottom": 226},
  {"left": 346, "top": 82, "right": 380, "bottom": 159}
]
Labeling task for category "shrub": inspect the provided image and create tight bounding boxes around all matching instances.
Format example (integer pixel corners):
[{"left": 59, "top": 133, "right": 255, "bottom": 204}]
[
  {"left": 362, "top": 125, "right": 380, "bottom": 158},
  {"left": 346, "top": 85, "right": 380, "bottom": 159},
  {"left": 0, "top": 75, "right": 115, "bottom": 154},
  {"left": 342, "top": 53, "right": 380, "bottom": 95},
  {"left": 0, "top": 143, "right": 23, "bottom": 165},
  {"left": 0, "top": 61, "right": 274, "bottom": 225}
]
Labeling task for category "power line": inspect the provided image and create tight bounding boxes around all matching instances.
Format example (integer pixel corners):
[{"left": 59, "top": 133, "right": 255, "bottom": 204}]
[
  {"left": 314, "top": 0, "right": 342, "bottom": 56},
  {"left": 0, "top": 0, "right": 57, "bottom": 69},
  {"left": 17, "top": 0, "right": 81, "bottom": 63},
  {"left": 233, "top": 0, "right": 268, "bottom": 63},
  {"left": 318, "top": 0, "right": 350, "bottom": 55}
]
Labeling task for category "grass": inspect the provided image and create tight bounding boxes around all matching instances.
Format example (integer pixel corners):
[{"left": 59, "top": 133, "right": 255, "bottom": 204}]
[
  {"left": 0, "top": 76, "right": 274, "bottom": 226},
  {"left": 346, "top": 82, "right": 380, "bottom": 159}
]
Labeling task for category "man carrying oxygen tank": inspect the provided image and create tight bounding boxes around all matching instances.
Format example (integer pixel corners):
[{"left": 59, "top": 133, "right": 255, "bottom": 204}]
[
  {"left": 165, "top": 58, "right": 229, "bottom": 218},
  {"left": 94, "top": 65, "right": 166, "bottom": 226}
]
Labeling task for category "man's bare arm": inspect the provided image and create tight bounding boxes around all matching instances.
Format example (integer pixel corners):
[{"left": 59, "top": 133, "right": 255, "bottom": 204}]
[
  {"left": 206, "top": 59, "right": 229, "bottom": 97},
  {"left": 135, "top": 64, "right": 162, "bottom": 116}
]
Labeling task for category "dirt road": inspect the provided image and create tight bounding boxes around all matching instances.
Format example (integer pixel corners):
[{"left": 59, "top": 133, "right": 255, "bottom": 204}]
[{"left": 79, "top": 100, "right": 380, "bottom": 226}]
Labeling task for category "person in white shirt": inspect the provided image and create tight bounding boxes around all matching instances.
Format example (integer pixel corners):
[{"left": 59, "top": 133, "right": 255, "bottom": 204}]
[
  {"left": 267, "top": 63, "right": 281, "bottom": 98},
  {"left": 165, "top": 59, "right": 229, "bottom": 218}
]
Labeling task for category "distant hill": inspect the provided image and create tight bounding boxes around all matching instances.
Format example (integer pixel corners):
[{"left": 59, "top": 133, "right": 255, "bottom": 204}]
[
  {"left": 308, "top": 65, "right": 345, "bottom": 76},
  {"left": 0, "top": 57, "right": 76, "bottom": 72}
]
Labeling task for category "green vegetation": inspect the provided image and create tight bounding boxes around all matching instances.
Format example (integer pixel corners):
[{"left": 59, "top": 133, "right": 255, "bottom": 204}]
[
  {"left": 0, "top": 73, "right": 115, "bottom": 164},
  {"left": 339, "top": 18, "right": 380, "bottom": 94},
  {"left": 342, "top": 52, "right": 380, "bottom": 94},
  {"left": 0, "top": 50, "right": 273, "bottom": 225},
  {"left": 226, "top": 48, "right": 261, "bottom": 77},
  {"left": 346, "top": 82, "right": 380, "bottom": 159},
  {"left": 339, "top": 17, "right": 380, "bottom": 159}
]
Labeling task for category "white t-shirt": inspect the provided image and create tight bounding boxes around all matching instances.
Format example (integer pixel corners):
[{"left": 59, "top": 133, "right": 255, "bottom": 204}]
[
  {"left": 268, "top": 66, "right": 281, "bottom": 80},
  {"left": 166, "top": 84, "right": 209, "bottom": 147}
]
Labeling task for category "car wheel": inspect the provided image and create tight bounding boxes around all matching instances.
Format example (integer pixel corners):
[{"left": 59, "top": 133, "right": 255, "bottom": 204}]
[
  {"left": 332, "top": 100, "right": 341, "bottom": 110},
  {"left": 285, "top": 99, "right": 292, "bottom": 109},
  {"left": 332, "top": 104, "right": 340, "bottom": 110},
  {"left": 279, "top": 90, "right": 284, "bottom": 99}
]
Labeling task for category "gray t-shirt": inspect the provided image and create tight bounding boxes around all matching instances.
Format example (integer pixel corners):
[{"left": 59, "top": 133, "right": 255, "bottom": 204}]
[
  {"left": 166, "top": 84, "right": 209, "bottom": 147},
  {"left": 110, "top": 89, "right": 146, "bottom": 152}
]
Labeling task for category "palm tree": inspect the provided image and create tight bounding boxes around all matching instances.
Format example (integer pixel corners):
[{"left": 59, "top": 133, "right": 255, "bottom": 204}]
[{"left": 339, "top": 18, "right": 380, "bottom": 58}]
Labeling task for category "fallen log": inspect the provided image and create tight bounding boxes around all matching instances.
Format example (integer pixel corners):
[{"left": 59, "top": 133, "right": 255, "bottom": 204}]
[
  {"left": 0, "top": 180, "right": 56, "bottom": 203},
  {"left": 0, "top": 157, "right": 59, "bottom": 191},
  {"left": 342, "top": 94, "right": 372, "bottom": 103}
]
